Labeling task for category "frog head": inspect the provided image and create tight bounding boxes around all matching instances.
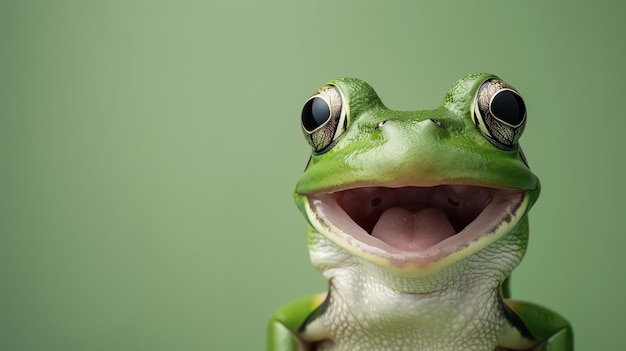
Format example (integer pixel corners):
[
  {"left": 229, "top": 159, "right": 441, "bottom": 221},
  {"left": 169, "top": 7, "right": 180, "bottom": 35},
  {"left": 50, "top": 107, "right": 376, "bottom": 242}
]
[{"left": 294, "top": 73, "right": 539, "bottom": 288}]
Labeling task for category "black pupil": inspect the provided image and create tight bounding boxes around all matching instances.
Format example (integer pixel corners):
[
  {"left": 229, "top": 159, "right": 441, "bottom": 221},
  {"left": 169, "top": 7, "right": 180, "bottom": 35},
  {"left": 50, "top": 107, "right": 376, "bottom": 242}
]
[
  {"left": 491, "top": 90, "right": 525, "bottom": 125},
  {"left": 302, "top": 97, "right": 331, "bottom": 132}
]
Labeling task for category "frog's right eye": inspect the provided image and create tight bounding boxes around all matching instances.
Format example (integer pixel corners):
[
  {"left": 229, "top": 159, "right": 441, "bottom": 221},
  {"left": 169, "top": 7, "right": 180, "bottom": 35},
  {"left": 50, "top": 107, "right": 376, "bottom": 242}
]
[{"left": 301, "top": 85, "right": 347, "bottom": 153}]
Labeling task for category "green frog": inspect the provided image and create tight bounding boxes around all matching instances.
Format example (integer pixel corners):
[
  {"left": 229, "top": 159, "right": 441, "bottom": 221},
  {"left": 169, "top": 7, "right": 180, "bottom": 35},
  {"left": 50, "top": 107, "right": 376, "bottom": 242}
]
[{"left": 267, "top": 73, "right": 572, "bottom": 351}]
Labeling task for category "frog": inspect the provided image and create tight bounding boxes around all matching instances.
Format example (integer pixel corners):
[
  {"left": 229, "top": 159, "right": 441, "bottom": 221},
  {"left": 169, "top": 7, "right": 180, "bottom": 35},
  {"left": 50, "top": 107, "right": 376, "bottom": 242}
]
[{"left": 267, "top": 73, "right": 573, "bottom": 351}]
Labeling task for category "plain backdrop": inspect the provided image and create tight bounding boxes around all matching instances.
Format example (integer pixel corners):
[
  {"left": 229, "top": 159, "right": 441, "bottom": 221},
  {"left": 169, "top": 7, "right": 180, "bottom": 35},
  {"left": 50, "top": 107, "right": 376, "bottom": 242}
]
[{"left": 1, "top": 1, "right": 623, "bottom": 350}]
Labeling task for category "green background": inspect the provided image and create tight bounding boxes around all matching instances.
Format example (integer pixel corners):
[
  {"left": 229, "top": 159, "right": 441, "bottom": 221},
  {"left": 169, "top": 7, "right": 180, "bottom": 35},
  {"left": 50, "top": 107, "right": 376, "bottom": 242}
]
[{"left": 1, "top": 1, "right": 623, "bottom": 350}]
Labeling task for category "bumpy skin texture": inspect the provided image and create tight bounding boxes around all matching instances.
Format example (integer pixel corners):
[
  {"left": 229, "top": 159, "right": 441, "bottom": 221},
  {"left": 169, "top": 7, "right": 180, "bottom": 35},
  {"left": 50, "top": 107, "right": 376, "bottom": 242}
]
[{"left": 268, "top": 74, "right": 572, "bottom": 351}]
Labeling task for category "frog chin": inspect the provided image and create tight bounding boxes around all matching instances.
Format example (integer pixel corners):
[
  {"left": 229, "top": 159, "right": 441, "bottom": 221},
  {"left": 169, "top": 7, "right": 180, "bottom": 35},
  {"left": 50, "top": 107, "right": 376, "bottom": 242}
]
[{"left": 303, "top": 185, "right": 529, "bottom": 277}]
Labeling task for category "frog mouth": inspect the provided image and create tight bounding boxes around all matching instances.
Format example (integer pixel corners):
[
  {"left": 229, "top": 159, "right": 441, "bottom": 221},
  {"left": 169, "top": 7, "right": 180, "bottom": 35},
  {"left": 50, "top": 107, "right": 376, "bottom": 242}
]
[{"left": 305, "top": 185, "right": 527, "bottom": 272}]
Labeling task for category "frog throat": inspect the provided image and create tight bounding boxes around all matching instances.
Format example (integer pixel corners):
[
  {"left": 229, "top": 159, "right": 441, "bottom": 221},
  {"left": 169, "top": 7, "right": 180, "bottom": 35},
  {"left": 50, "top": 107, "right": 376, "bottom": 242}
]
[{"left": 303, "top": 185, "right": 529, "bottom": 277}]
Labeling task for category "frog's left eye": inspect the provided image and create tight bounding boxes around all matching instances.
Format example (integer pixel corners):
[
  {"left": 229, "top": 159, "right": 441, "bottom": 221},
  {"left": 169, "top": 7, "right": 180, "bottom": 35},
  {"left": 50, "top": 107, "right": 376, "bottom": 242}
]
[
  {"left": 301, "top": 85, "right": 347, "bottom": 153},
  {"left": 472, "top": 79, "right": 526, "bottom": 149}
]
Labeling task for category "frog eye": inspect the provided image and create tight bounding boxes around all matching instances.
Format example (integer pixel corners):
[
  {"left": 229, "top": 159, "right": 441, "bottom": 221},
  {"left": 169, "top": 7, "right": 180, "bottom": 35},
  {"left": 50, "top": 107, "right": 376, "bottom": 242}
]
[
  {"left": 301, "top": 85, "right": 347, "bottom": 152},
  {"left": 472, "top": 79, "right": 526, "bottom": 149}
]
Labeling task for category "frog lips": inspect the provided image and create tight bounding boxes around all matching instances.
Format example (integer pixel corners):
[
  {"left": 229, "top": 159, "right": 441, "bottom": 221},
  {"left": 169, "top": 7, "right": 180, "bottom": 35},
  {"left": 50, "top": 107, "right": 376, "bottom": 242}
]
[{"left": 306, "top": 185, "right": 526, "bottom": 265}]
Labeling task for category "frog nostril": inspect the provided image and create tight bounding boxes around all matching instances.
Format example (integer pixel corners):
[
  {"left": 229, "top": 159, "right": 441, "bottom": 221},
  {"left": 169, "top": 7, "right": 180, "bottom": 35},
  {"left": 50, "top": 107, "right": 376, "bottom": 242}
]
[{"left": 430, "top": 119, "right": 444, "bottom": 128}]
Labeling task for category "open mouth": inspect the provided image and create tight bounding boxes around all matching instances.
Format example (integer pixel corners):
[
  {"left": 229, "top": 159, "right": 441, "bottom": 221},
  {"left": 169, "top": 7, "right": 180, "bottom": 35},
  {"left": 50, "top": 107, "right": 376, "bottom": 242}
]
[{"left": 305, "top": 185, "right": 527, "bottom": 268}]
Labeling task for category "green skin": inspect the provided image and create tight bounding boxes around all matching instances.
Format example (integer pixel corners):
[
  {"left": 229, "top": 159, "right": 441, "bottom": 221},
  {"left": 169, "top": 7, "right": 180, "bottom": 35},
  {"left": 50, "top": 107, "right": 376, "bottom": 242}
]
[{"left": 268, "top": 73, "right": 572, "bottom": 351}]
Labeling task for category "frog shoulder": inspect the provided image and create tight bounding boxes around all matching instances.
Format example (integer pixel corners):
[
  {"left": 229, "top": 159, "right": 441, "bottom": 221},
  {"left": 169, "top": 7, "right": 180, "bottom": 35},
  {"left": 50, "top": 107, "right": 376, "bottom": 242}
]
[
  {"left": 499, "top": 298, "right": 573, "bottom": 351},
  {"left": 267, "top": 293, "right": 327, "bottom": 351}
]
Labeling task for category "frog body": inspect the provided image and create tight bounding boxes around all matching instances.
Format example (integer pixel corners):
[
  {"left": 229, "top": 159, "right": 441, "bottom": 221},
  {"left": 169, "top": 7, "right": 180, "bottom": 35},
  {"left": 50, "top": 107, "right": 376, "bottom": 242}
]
[{"left": 267, "top": 74, "right": 572, "bottom": 351}]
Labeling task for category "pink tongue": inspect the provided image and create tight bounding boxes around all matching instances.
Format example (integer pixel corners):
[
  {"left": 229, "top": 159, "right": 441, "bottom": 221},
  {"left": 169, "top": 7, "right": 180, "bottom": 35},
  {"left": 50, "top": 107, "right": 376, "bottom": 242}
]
[{"left": 371, "top": 207, "right": 456, "bottom": 250}]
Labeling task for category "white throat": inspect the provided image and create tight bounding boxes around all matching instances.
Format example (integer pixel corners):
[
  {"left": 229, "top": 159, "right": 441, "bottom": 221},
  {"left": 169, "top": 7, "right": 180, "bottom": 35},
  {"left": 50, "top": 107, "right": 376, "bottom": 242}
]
[{"left": 302, "top": 232, "right": 525, "bottom": 351}]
